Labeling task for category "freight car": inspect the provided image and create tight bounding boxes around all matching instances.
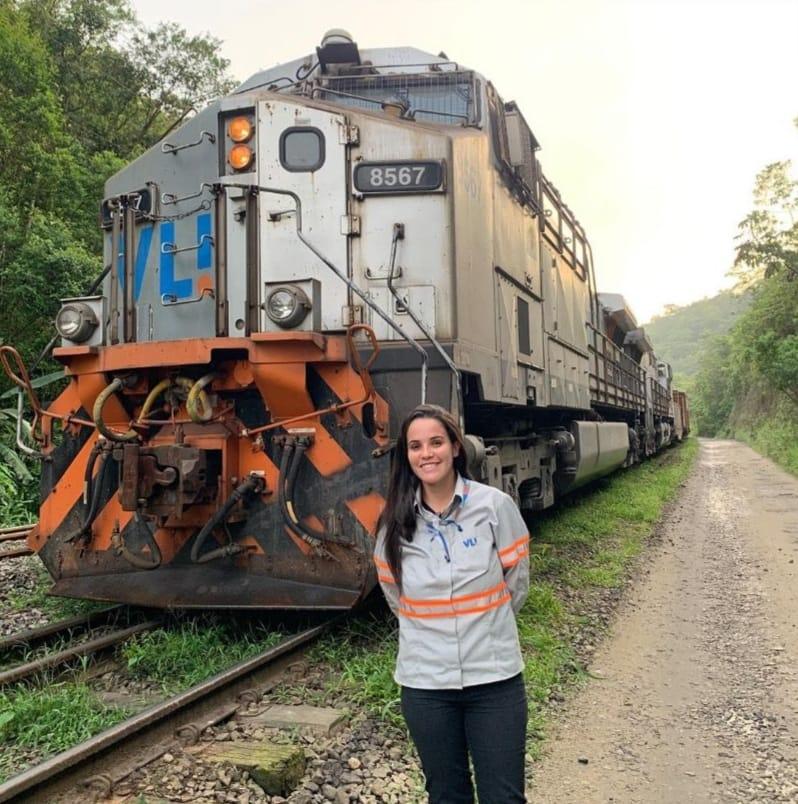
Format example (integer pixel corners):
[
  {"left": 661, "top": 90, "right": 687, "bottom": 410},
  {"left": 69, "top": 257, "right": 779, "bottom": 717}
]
[{"left": 1, "top": 31, "right": 686, "bottom": 609}]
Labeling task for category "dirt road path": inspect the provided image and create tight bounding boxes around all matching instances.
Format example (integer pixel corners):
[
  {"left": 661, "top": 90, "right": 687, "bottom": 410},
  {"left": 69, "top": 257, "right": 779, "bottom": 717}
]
[{"left": 530, "top": 439, "right": 798, "bottom": 804}]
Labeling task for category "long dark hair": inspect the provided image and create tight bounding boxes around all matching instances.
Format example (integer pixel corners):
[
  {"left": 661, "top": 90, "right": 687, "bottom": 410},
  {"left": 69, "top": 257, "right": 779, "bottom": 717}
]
[{"left": 377, "top": 404, "right": 471, "bottom": 590}]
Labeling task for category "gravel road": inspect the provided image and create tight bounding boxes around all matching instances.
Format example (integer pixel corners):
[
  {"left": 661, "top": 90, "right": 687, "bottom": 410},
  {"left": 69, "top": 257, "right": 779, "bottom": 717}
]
[{"left": 530, "top": 439, "right": 798, "bottom": 803}]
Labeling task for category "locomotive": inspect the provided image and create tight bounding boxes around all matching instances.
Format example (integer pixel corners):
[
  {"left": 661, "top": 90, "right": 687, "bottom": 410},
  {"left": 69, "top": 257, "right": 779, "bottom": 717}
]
[{"left": 1, "top": 31, "right": 688, "bottom": 609}]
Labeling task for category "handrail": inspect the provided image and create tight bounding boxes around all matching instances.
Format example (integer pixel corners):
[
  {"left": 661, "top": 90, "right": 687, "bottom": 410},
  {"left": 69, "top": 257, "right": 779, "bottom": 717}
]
[
  {"left": 0, "top": 346, "right": 44, "bottom": 447},
  {"left": 386, "top": 223, "right": 464, "bottom": 430}
]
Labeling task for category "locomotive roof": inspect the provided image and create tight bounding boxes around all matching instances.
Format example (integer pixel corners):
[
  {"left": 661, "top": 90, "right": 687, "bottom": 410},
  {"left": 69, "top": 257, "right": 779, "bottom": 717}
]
[{"left": 236, "top": 46, "right": 472, "bottom": 95}]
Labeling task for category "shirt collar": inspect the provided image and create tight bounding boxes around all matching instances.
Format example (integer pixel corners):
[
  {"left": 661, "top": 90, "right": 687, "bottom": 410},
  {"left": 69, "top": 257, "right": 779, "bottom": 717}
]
[{"left": 414, "top": 474, "right": 468, "bottom": 519}]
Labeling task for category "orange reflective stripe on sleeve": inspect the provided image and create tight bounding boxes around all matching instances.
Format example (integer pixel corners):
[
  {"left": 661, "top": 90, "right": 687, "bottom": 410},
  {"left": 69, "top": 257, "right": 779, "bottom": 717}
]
[
  {"left": 501, "top": 545, "right": 529, "bottom": 569},
  {"left": 374, "top": 556, "right": 396, "bottom": 583},
  {"left": 498, "top": 533, "right": 529, "bottom": 558}
]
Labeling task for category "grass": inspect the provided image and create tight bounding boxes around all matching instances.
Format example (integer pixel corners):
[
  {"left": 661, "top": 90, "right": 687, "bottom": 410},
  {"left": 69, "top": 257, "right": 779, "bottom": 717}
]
[
  {"left": 309, "top": 615, "right": 403, "bottom": 723},
  {"left": 0, "top": 683, "right": 129, "bottom": 783},
  {"left": 0, "top": 440, "right": 700, "bottom": 786},
  {"left": 300, "top": 438, "right": 699, "bottom": 757},
  {"left": 121, "top": 616, "right": 285, "bottom": 692},
  {"left": 735, "top": 400, "right": 798, "bottom": 477}
]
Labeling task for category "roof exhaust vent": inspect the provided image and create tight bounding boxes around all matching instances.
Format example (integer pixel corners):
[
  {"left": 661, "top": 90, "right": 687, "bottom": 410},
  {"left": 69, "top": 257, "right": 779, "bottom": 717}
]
[{"left": 317, "top": 29, "right": 361, "bottom": 73}]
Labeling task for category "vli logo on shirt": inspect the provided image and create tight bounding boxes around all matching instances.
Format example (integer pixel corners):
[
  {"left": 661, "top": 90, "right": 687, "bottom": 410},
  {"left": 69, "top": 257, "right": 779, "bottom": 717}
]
[{"left": 462, "top": 537, "right": 477, "bottom": 548}]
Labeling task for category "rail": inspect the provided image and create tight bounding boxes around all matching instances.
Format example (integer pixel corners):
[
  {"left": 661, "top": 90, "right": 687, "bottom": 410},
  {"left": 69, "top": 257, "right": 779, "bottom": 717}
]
[
  {"left": 0, "top": 619, "right": 161, "bottom": 687},
  {"left": 0, "top": 622, "right": 330, "bottom": 802}
]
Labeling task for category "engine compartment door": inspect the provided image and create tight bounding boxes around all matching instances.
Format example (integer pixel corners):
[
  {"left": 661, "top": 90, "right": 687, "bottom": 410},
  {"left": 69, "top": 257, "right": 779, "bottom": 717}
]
[{"left": 257, "top": 101, "right": 350, "bottom": 331}]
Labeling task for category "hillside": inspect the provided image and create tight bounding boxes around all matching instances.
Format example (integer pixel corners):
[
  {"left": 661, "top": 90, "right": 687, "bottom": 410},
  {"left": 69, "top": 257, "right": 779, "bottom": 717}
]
[{"left": 642, "top": 290, "right": 752, "bottom": 379}]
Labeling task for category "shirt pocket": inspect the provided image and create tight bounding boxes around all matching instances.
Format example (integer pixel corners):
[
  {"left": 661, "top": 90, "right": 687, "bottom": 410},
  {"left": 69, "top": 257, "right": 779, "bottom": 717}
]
[{"left": 451, "top": 522, "right": 495, "bottom": 577}]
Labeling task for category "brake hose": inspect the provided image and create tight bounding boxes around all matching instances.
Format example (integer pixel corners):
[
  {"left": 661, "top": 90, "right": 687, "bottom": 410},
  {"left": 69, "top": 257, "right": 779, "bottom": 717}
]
[
  {"left": 190, "top": 475, "right": 263, "bottom": 563},
  {"left": 93, "top": 378, "right": 138, "bottom": 442}
]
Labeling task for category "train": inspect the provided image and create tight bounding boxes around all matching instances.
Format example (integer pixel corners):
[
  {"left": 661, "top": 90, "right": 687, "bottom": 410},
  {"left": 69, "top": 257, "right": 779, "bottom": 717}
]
[{"left": 1, "top": 30, "right": 689, "bottom": 610}]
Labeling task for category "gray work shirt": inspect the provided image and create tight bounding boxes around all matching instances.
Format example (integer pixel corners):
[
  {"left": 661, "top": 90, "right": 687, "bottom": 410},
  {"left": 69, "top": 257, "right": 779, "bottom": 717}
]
[{"left": 375, "top": 475, "right": 530, "bottom": 690}]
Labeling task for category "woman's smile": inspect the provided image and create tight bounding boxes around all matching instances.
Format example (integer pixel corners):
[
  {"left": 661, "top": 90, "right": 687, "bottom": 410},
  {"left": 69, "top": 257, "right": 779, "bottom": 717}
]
[{"left": 406, "top": 418, "right": 459, "bottom": 492}]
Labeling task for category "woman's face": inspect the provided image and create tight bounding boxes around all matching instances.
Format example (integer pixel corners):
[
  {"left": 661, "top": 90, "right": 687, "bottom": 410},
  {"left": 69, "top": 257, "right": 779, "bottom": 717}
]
[{"left": 406, "top": 417, "right": 460, "bottom": 490}]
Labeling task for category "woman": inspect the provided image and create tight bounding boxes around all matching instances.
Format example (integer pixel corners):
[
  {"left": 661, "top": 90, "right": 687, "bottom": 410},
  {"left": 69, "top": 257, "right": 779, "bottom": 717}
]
[{"left": 375, "top": 404, "right": 530, "bottom": 804}]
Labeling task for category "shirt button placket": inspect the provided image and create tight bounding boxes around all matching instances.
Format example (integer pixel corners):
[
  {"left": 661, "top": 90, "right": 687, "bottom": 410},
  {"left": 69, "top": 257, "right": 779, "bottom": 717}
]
[{"left": 445, "top": 517, "right": 465, "bottom": 689}]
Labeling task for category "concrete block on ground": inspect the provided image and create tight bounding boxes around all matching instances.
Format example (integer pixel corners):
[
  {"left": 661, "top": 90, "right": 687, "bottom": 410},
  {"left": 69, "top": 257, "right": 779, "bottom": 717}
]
[
  {"left": 239, "top": 704, "right": 347, "bottom": 735},
  {"left": 204, "top": 740, "right": 306, "bottom": 796}
]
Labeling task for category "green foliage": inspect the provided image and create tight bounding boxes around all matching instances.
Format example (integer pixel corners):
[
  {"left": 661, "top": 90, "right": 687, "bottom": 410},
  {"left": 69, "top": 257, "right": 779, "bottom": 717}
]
[
  {"left": 738, "top": 395, "right": 798, "bottom": 476},
  {"left": 690, "top": 121, "right": 798, "bottom": 444},
  {"left": 0, "top": 0, "right": 235, "bottom": 507},
  {"left": 18, "top": 0, "right": 235, "bottom": 159},
  {"left": 643, "top": 290, "right": 752, "bottom": 379},
  {"left": 733, "top": 160, "right": 798, "bottom": 283},
  {"left": 0, "top": 0, "right": 234, "bottom": 372}
]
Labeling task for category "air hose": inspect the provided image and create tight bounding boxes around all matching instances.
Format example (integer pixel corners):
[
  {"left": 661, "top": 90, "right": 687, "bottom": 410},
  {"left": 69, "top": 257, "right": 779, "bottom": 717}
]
[
  {"left": 93, "top": 378, "right": 138, "bottom": 442},
  {"left": 136, "top": 378, "right": 173, "bottom": 423},
  {"left": 66, "top": 445, "right": 114, "bottom": 543},
  {"left": 135, "top": 376, "right": 214, "bottom": 425},
  {"left": 190, "top": 474, "right": 264, "bottom": 563},
  {"left": 277, "top": 441, "right": 323, "bottom": 551},
  {"left": 186, "top": 373, "right": 217, "bottom": 423},
  {"left": 279, "top": 440, "right": 351, "bottom": 550}
]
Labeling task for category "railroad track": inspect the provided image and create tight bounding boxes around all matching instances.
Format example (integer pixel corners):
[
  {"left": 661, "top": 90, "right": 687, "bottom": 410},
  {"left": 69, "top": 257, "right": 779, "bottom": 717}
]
[
  {"left": 0, "top": 620, "right": 331, "bottom": 803},
  {"left": 0, "top": 606, "right": 162, "bottom": 686},
  {"left": 0, "top": 523, "right": 34, "bottom": 560}
]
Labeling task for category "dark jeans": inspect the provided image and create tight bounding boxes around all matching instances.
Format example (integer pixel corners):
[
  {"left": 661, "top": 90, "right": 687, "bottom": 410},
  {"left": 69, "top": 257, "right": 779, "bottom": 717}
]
[{"left": 401, "top": 673, "right": 527, "bottom": 804}]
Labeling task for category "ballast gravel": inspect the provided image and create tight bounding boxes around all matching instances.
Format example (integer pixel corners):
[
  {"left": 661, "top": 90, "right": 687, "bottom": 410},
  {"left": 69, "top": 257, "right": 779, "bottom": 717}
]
[
  {"left": 117, "top": 664, "right": 425, "bottom": 803},
  {"left": 0, "top": 554, "right": 51, "bottom": 636}
]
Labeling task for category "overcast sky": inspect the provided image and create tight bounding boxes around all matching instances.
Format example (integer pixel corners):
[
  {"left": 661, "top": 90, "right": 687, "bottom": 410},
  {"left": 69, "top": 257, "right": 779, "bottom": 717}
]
[{"left": 132, "top": 0, "right": 797, "bottom": 324}]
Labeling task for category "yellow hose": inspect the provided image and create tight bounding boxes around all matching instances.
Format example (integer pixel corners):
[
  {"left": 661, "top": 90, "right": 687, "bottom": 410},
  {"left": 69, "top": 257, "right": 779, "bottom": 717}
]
[
  {"left": 92, "top": 378, "right": 138, "bottom": 442},
  {"left": 136, "top": 378, "right": 173, "bottom": 423},
  {"left": 186, "top": 373, "right": 216, "bottom": 423}
]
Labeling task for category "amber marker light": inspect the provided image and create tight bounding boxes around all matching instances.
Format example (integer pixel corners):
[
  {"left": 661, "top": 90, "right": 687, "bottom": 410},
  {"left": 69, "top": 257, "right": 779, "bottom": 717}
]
[
  {"left": 228, "top": 116, "right": 253, "bottom": 143},
  {"left": 229, "top": 144, "right": 254, "bottom": 171}
]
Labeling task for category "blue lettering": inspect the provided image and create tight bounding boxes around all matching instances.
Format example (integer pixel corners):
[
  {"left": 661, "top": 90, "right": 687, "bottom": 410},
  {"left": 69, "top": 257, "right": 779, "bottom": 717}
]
[
  {"left": 462, "top": 537, "right": 477, "bottom": 548},
  {"left": 159, "top": 221, "right": 192, "bottom": 300},
  {"left": 197, "top": 213, "right": 212, "bottom": 270},
  {"left": 117, "top": 226, "right": 153, "bottom": 302},
  {"left": 115, "top": 217, "right": 213, "bottom": 303}
]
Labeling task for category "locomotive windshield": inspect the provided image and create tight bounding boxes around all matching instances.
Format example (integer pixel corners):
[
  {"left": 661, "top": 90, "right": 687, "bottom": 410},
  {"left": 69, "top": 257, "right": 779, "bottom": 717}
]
[{"left": 311, "top": 70, "right": 480, "bottom": 126}]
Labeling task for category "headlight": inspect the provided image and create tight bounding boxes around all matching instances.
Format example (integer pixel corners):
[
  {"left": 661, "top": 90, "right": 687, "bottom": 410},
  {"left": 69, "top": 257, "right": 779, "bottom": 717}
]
[
  {"left": 55, "top": 302, "right": 98, "bottom": 343},
  {"left": 264, "top": 285, "right": 311, "bottom": 329}
]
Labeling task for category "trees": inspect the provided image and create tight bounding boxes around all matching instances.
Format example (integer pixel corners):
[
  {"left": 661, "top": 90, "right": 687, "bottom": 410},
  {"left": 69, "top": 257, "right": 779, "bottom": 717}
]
[
  {"left": 0, "top": 0, "right": 235, "bottom": 519},
  {"left": 692, "top": 120, "right": 798, "bottom": 443},
  {"left": 18, "top": 0, "right": 235, "bottom": 158},
  {"left": 0, "top": 0, "right": 234, "bottom": 368}
]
